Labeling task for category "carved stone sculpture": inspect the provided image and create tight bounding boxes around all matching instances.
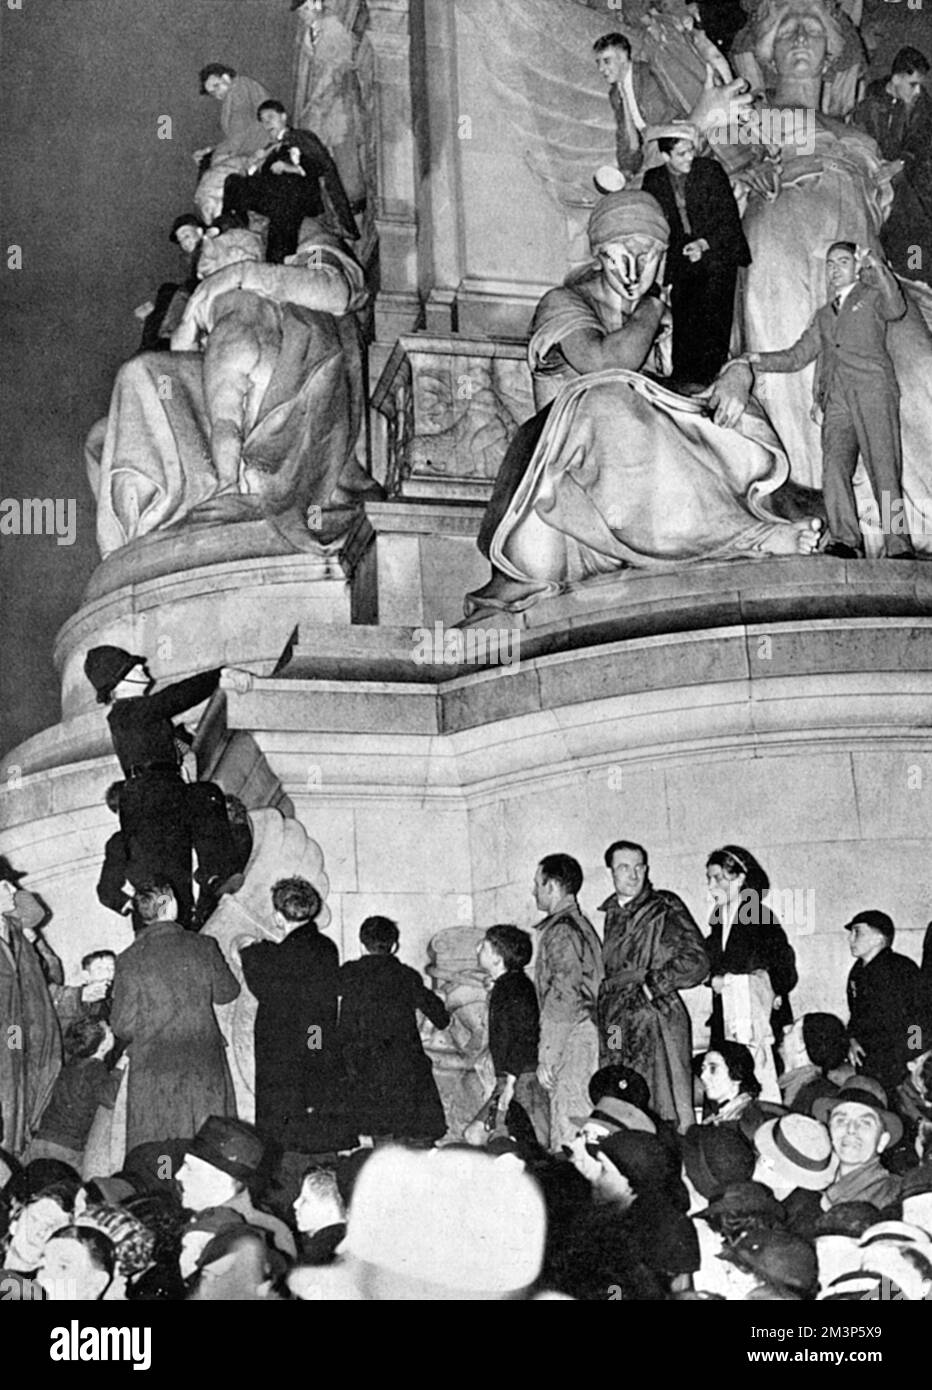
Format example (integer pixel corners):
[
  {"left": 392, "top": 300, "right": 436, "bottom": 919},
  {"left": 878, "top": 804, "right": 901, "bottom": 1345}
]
[
  {"left": 85, "top": 224, "right": 380, "bottom": 558},
  {"left": 421, "top": 925, "right": 496, "bottom": 1139}
]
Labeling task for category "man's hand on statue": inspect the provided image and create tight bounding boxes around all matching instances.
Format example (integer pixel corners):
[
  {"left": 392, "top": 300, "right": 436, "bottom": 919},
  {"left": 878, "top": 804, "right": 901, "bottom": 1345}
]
[
  {"left": 708, "top": 361, "right": 752, "bottom": 430},
  {"left": 220, "top": 667, "right": 255, "bottom": 695},
  {"left": 537, "top": 1063, "right": 556, "bottom": 1092},
  {"left": 849, "top": 1038, "right": 866, "bottom": 1068}
]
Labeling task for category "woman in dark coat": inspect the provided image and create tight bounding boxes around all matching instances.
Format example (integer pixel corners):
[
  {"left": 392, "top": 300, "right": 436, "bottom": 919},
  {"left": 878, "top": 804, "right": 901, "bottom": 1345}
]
[
  {"left": 337, "top": 917, "right": 450, "bottom": 1143},
  {"left": 704, "top": 845, "right": 798, "bottom": 1053},
  {"left": 239, "top": 877, "right": 339, "bottom": 1145}
]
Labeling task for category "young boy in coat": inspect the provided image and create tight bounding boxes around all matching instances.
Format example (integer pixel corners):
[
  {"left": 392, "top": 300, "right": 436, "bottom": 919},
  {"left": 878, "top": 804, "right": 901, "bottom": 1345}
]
[
  {"left": 466, "top": 924, "right": 548, "bottom": 1149},
  {"left": 337, "top": 916, "right": 450, "bottom": 1144},
  {"left": 743, "top": 242, "right": 913, "bottom": 560},
  {"left": 29, "top": 1016, "right": 122, "bottom": 1171}
]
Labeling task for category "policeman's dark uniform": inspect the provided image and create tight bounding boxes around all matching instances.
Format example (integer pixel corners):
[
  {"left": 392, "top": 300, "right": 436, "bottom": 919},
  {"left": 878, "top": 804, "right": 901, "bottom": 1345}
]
[{"left": 85, "top": 647, "right": 239, "bottom": 929}]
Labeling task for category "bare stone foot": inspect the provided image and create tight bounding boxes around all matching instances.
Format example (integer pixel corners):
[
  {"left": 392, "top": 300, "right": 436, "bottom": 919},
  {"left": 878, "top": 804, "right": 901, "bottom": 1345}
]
[
  {"left": 464, "top": 573, "right": 550, "bottom": 615},
  {"left": 760, "top": 517, "right": 823, "bottom": 556}
]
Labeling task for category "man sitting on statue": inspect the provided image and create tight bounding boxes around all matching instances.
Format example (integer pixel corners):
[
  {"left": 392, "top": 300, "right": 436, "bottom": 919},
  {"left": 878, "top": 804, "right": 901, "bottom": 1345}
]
[
  {"left": 221, "top": 99, "right": 358, "bottom": 263},
  {"left": 467, "top": 189, "right": 823, "bottom": 615}
]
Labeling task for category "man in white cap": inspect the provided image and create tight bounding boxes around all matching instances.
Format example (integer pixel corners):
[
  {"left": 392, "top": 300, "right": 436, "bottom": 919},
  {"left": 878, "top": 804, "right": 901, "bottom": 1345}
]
[{"left": 297, "top": 1145, "right": 547, "bottom": 1300}]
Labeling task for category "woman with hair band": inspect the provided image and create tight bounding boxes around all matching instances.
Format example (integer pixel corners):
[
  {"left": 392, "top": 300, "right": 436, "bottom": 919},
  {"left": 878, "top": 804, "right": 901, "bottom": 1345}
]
[{"left": 703, "top": 844, "right": 798, "bottom": 1100}]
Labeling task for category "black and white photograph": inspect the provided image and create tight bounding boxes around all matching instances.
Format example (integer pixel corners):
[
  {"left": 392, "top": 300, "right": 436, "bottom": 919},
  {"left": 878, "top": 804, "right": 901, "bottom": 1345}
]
[{"left": 2, "top": 0, "right": 932, "bottom": 1359}]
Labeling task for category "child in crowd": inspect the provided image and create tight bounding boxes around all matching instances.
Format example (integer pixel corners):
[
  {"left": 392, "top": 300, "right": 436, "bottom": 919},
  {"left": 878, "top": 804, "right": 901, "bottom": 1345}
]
[
  {"left": 54, "top": 950, "right": 116, "bottom": 1031},
  {"left": 466, "top": 924, "right": 548, "bottom": 1149},
  {"left": 337, "top": 916, "right": 450, "bottom": 1145},
  {"left": 28, "top": 1017, "right": 123, "bottom": 1172}
]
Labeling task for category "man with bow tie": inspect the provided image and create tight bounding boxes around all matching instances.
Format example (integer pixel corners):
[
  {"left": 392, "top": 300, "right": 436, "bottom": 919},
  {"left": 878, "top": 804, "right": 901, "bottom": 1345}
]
[
  {"left": 740, "top": 242, "right": 913, "bottom": 560},
  {"left": 222, "top": 99, "right": 358, "bottom": 263}
]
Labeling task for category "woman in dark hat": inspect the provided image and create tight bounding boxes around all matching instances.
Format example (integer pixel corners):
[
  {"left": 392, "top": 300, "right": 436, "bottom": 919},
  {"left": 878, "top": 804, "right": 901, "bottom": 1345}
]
[{"left": 704, "top": 844, "right": 798, "bottom": 1079}]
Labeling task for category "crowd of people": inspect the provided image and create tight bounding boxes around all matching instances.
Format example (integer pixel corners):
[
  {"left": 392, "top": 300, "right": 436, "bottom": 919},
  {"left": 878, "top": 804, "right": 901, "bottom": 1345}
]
[
  {"left": 4, "top": 0, "right": 932, "bottom": 1305},
  {"left": 3, "top": 832, "right": 932, "bottom": 1301}
]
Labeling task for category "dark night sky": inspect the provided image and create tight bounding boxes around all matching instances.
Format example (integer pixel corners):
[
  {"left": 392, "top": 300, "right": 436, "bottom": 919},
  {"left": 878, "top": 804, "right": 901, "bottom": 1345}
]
[{"left": 0, "top": 0, "right": 295, "bottom": 756}]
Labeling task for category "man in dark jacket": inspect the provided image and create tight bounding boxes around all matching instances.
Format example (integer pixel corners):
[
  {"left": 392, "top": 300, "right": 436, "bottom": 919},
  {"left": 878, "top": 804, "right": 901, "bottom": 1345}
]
[
  {"left": 643, "top": 126, "right": 751, "bottom": 385},
  {"left": 852, "top": 47, "right": 931, "bottom": 281},
  {"left": 844, "top": 910, "right": 922, "bottom": 1098},
  {"left": 222, "top": 99, "right": 358, "bottom": 263},
  {"left": 240, "top": 877, "right": 339, "bottom": 1147},
  {"left": 471, "top": 924, "right": 547, "bottom": 1147},
  {"left": 337, "top": 916, "right": 450, "bottom": 1143}
]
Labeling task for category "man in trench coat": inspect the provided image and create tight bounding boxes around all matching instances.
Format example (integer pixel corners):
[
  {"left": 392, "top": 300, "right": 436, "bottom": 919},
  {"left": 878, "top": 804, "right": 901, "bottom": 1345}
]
[
  {"left": 111, "top": 883, "right": 240, "bottom": 1150},
  {"left": 598, "top": 841, "right": 709, "bottom": 1131}
]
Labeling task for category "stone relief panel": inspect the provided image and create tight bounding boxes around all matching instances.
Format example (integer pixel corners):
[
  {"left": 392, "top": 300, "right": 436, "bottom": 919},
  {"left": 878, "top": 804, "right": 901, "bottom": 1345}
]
[{"left": 373, "top": 337, "right": 534, "bottom": 497}]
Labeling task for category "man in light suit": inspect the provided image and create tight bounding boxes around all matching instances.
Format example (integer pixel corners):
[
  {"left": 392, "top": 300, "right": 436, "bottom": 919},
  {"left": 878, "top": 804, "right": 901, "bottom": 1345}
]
[
  {"left": 594, "top": 33, "right": 680, "bottom": 178},
  {"left": 745, "top": 243, "right": 913, "bottom": 559}
]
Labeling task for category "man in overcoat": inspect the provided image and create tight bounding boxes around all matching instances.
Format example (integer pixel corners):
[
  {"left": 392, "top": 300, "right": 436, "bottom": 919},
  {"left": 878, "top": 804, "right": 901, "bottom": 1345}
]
[
  {"left": 110, "top": 884, "right": 240, "bottom": 1150},
  {"left": 598, "top": 841, "right": 709, "bottom": 1131},
  {"left": 0, "top": 877, "right": 61, "bottom": 1155}
]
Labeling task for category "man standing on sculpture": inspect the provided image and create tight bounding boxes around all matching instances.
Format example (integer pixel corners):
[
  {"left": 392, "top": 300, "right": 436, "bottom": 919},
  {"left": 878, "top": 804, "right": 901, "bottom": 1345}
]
[
  {"left": 643, "top": 125, "right": 751, "bottom": 386},
  {"left": 598, "top": 841, "right": 709, "bottom": 1131},
  {"left": 532, "top": 854, "right": 604, "bottom": 1149}
]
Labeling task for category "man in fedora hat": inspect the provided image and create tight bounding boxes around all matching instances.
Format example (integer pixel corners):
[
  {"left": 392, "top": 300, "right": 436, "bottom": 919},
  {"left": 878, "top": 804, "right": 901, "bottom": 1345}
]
[
  {"left": 84, "top": 646, "right": 251, "bottom": 928},
  {"left": 752, "top": 1112, "right": 836, "bottom": 1235},
  {"left": 813, "top": 1080, "right": 904, "bottom": 1212},
  {"left": 176, "top": 1115, "right": 296, "bottom": 1258}
]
